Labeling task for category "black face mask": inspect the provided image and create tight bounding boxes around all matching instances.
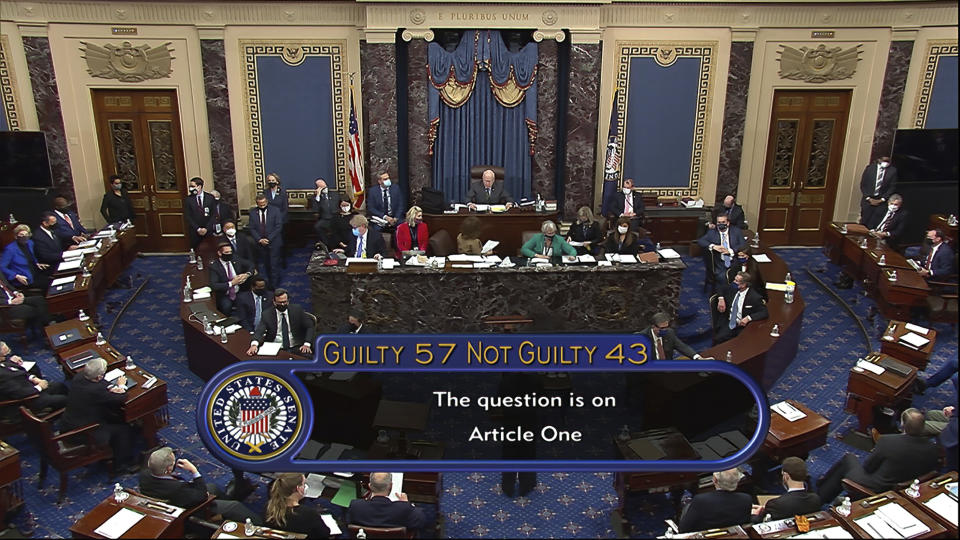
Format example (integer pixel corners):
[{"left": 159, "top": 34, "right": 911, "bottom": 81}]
[
  {"left": 16, "top": 237, "right": 28, "bottom": 245},
  {"left": 349, "top": 322, "right": 359, "bottom": 331},
  {"left": 923, "top": 238, "right": 934, "bottom": 246},
  {"left": 717, "top": 224, "right": 728, "bottom": 232},
  {"left": 268, "top": 182, "right": 278, "bottom": 188},
  {"left": 253, "top": 289, "right": 266, "bottom": 297},
  {"left": 275, "top": 303, "right": 288, "bottom": 312},
  {"left": 221, "top": 253, "right": 233, "bottom": 262}
]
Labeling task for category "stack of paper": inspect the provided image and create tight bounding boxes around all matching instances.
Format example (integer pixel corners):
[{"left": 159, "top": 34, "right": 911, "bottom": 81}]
[
  {"left": 62, "top": 249, "right": 84, "bottom": 260},
  {"left": 924, "top": 493, "right": 958, "bottom": 526},
  {"left": 483, "top": 255, "right": 502, "bottom": 264},
  {"left": 899, "top": 332, "right": 930, "bottom": 349},
  {"left": 387, "top": 473, "right": 405, "bottom": 501},
  {"left": 904, "top": 322, "right": 930, "bottom": 335},
  {"left": 303, "top": 473, "right": 327, "bottom": 498},
  {"left": 790, "top": 526, "right": 854, "bottom": 539},
  {"left": 79, "top": 240, "right": 98, "bottom": 248},
  {"left": 473, "top": 204, "right": 490, "bottom": 212},
  {"left": 657, "top": 248, "right": 681, "bottom": 259},
  {"left": 771, "top": 401, "right": 807, "bottom": 422},
  {"left": 449, "top": 254, "right": 483, "bottom": 263},
  {"left": 752, "top": 253, "right": 772, "bottom": 263},
  {"left": 405, "top": 255, "right": 425, "bottom": 266},
  {"left": 256, "top": 342, "right": 282, "bottom": 356},
  {"left": 577, "top": 254, "right": 596, "bottom": 263},
  {"left": 605, "top": 254, "right": 637, "bottom": 263},
  {"left": 380, "top": 258, "right": 397, "bottom": 270},
  {"left": 50, "top": 276, "right": 76, "bottom": 287},
  {"left": 57, "top": 259, "right": 83, "bottom": 272},
  {"left": 320, "top": 515, "right": 342, "bottom": 536},
  {"left": 855, "top": 359, "right": 885, "bottom": 375},
  {"left": 481, "top": 240, "right": 499, "bottom": 252},
  {"left": 93, "top": 508, "right": 145, "bottom": 539},
  {"left": 871, "top": 503, "right": 930, "bottom": 537}
]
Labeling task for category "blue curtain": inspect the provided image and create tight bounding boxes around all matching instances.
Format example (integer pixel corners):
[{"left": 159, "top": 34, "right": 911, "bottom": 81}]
[{"left": 428, "top": 31, "right": 537, "bottom": 203}]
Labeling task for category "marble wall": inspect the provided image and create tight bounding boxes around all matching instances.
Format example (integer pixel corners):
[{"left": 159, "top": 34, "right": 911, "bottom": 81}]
[
  {"left": 871, "top": 41, "right": 913, "bottom": 161},
  {"left": 406, "top": 40, "right": 431, "bottom": 204},
  {"left": 533, "top": 39, "right": 558, "bottom": 200},
  {"left": 200, "top": 39, "right": 238, "bottom": 212},
  {"left": 23, "top": 37, "right": 75, "bottom": 202},
  {"left": 563, "top": 43, "right": 601, "bottom": 217},
  {"left": 716, "top": 42, "right": 754, "bottom": 203},
  {"left": 361, "top": 41, "right": 399, "bottom": 199}
]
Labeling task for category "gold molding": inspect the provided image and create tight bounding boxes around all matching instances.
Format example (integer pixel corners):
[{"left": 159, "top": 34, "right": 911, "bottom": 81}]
[
  {"left": 400, "top": 29, "right": 435, "bottom": 42},
  {"left": 911, "top": 39, "right": 958, "bottom": 128},
  {"left": 0, "top": 34, "right": 24, "bottom": 130}
]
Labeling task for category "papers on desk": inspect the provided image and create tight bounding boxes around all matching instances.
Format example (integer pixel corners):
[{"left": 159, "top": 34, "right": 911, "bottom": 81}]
[
  {"left": 771, "top": 401, "right": 807, "bottom": 422},
  {"left": 657, "top": 248, "right": 681, "bottom": 259},
  {"left": 21, "top": 361, "right": 35, "bottom": 372},
  {"left": 388, "top": 473, "right": 404, "bottom": 501},
  {"left": 566, "top": 240, "right": 584, "bottom": 247},
  {"left": 498, "top": 258, "right": 515, "bottom": 268},
  {"left": 303, "top": 473, "right": 327, "bottom": 498},
  {"left": 577, "top": 254, "right": 596, "bottom": 263},
  {"left": 683, "top": 198, "right": 705, "bottom": 208},
  {"left": 93, "top": 507, "right": 146, "bottom": 539},
  {"left": 321, "top": 514, "right": 342, "bottom": 536},
  {"left": 484, "top": 255, "right": 502, "bottom": 264},
  {"left": 216, "top": 534, "right": 240, "bottom": 539},
  {"left": 605, "top": 253, "right": 637, "bottom": 264},
  {"left": 904, "top": 322, "right": 929, "bottom": 335},
  {"left": 529, "top": 259, "right": 551, "bottom": 266},
  {"left": 597, "top": 260, "right": 613, "bottom": 267},
  {"left": 766, "top": 282, "right": 789, "bottom": 292},
  {"left": 855, "top": 359, "right": 885, "bottom": 375},
  {"left": 899, "top": 332, "right": 930, "bottom": 349},
  {"left": 451, "top": 263, "right": 475, "bottom": 269},
  {"left": 790, "top": 526, "right": 854, "bottom": 539},
  {"left": 225, "top": 324, "right": 242, "bottom": 334},
  {"left": 380, "top": 258, "right": 397, "bottom": 270},
  {"left": 481, "top": 240, "right": 499, "bottom": 253},
  {"left": 855, "top": 502, "right": 930, "bottom": 538},
  {"left": 57, "top": 258, "right": 83, "bottom": 272},
  {"left": 331, "top": 480, "right": 357, "bottom": 507},
  {"left": 329, "top": 371, "right": 357, "bottom": 381},
  {"left": 62, "top": 249, "right": 84, "bottom": 260},
  {"left": 93, "top": 230, "right": 117, "bottom": 239},
  {"left": 561, "top": 256, "right": 577, "bottom": 264},
  {"left": 50, "top": 275, "right": 76, "bottom": 287},
  {"left": 448, "top": 254, "right": 483, "bottom": 263},
  {"left": 473, "top": 204, "right": 490, "bottom": 212},
  {"left": 924, "top": 492, "right": 958, "bottom": 526},
  {"left": 752, "top": 253, "right": 772, "bottom": 263},
  {"left": 104, "top": 368, "right": 124, "bottom": 382},
  {"left": 907, "top": 259, "right": 921, "bottom": 271},
  {"left": 78, "top": 240, "right": 98, "bottom": 248},
  {"left": 257, "top": 342, "right": 282, "bottom": 356}
]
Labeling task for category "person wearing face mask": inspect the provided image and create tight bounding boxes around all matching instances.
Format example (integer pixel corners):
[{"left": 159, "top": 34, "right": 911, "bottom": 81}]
[
  {"left": 913, "top": 228, "right": 955, "bottom": 279},
  {"left": 246, "top": 288, "right": 316, "bottom": 355},
  {"left": 249, "top": 194, "right": 284, "bottom": 288},
  {"left": 1, "top": 224, "right": 51, "bottom": 291},
  {"left": 566, "top": 206, "right": 603, "bottom": 255},
  {"left": 208, "top": 189, "right": 235, "bottom": 235},
  {"left": 100, "top": 174, "right": 136, "bottom": 224},
  {"left": 33, "top": 213, "right": 72, "bottom": 270},
  {"left": 396, "top": 206, "right": 429, "bottom": 254},
  {"left": 311, "top": 177, "right": 345, "bottom": 248},
  {"left": 209, "top": 242, "right": 254, "bottom": 315},
  {"left": 612, "top": 178, "right": 645, "bottom": 229},
  {"left": 221, "top": 221, "right": 255, "bottom": 264},
  {"left": 52, "top": 196, "right": 88, "bottom": 246},
  {"left": 183, "top": 177, "right": 216, "bottom": 249},
  {"left": 603, "top": 216, "right": 641, "bottom": 256},
  {"left": 639, "top": 312, "right": 702, "bottom": 360},
  {"left": 335, "top": 215, "right": 386, "bottom": 260},
  {"left": 466, "top": 169, "right": 515, "bottom": 209},
  {"left": 708, "top": 195, "right": 746, "bottom": 230},
  {"left": 262, "top": 172, "right": 290, "bottom": 224},
  {"left": 867, "top": 193, "right": 908, "bottom": 250},
  {"left": 714, "top": 271, "right": 767, "bottom": 343},
  {"left": 859, "top": 156, "right": 898, "bottom": 226},
  {"left": 337, "top": 307, "right": 370, "bottom": 334},
  {"left": 521, "top": 220, "right": 577, "bottom": 259},
  {"left": 329, "top": 200, "right": 357, "bottom": 251},
  {"left": 698, "top": 213, "right": 745, "bottom": 293},
  {"left": 367, "top": 171, "right": 406, "bottom": 232},
  {"left": 236, "top": 275, "right": 273, "bottom": 333},
  {"left": 264, "top": 473, "right": 330, "bottom": 538},
  {"left": 750, "top": 457, "right": 820, "bottom": 523}
]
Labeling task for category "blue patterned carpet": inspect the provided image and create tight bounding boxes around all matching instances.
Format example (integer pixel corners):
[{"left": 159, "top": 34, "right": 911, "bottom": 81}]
[{"left": 1, "top": 247, "right": 955, "bottom": 538}]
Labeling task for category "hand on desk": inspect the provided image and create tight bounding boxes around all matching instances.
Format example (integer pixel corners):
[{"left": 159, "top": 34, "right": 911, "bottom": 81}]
[
  {"left": 737, "top": 316, "right": 751, "bottom": 327},
  {"left": 299, "top": 343, "right": 312, "bottom": 354},
  {"left": 72, "top": 235, "right": 85, "bottom": 244},
  {"left": 505, "top": 202, "right": 515, "bottom": 210},
  {"left": 385, "top": 216, "right": 397, "bottom": 226},
  {"left": 110, "top": 375, "right": 127, "bottom": 393},
  {"left": 246, "top": 344, "right": 259, "bottom": 356}
]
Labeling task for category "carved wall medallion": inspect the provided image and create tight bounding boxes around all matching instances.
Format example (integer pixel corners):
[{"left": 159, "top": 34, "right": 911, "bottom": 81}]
[
  {"left": 80, "top": 41, "right": 174, "bottom": 82},
  {"left": 409, "top": 8, "right": 426, "bottom": 25},
  {"left": 654, "top": 47, "right": 679, "bottom": 67},
  {"left": 542, "top": 9, "right": 558, "bottom": 26},
  {"left": 777, "top": 43, "right": 861, "bottom": 83}
]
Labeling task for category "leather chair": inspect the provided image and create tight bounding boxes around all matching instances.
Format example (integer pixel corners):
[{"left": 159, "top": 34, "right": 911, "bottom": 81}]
[
  {"left": 19, "top": 406, "right": 114, "bottom": 503},
  {"left": 469, "top": 166, "right": 505, "bottom": 183},
  {"left": 925, "top": 280, "right": 958, "bottom": 328},
  {"left": 428, "top": 229, "right": 455, "bottom": 257},
  {"left": 347, "top": 524, "right": 414, "bottom": 538}
]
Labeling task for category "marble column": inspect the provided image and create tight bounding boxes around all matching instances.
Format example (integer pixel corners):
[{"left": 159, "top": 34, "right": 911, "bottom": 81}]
[
  {"left": 23, "top": 37, "right": 75, "bottom": 201},
  {"left": 200, "top": 40, "right": 238, "bottom": 211},
  {"left": 533, "top": 40, "right": 558, "bottom": 200},
  {"left": 563, "top": 43, "right": 601, "bottom": 217},
  {"left": 716, "top": 42, "right": 754, "bottom": 203},
  {"left": 406, "top": 39, "right": 431, "bottom": 203},
  {"left": 361, "top": 41, "right": 398, "bottom": 197},
  {"left": 871, "top": 41, "right": 913, "bottom": 161}
]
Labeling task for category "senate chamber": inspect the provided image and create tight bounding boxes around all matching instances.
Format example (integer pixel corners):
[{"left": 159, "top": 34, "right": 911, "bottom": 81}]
[{"left": 0, "top": 0, "right": 958, "bottom": 538}]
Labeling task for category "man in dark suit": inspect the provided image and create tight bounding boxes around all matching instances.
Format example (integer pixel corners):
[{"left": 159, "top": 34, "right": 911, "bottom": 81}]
[
  {"left": 817, "top": 408, "right": 940, "bottom": 503},
  {"left": 346, "top": 472, "right": 426, "bottom": 531},
  {"left": 640, "top": 312, "right": 702, "bottom": 360},
  {"left": 714, "top": 195, "right": 746, "bottom": 230},
  {"left": 678, "top": 468, "right": 751, "bottom": 533},
  {"left": 246, "top": 288, "right": 315, "bottom": 355},
  {"left": 466, "top": 169, "right": 515, "bottom": 208},
  {"left": 222, "top": 221, "right": 257, "bottom": 265},
  {"left": 751, "top": 457, "right": 821, "bottom": 522},
  {"left": 33, "top": 212, "right": 69, "bottom": 265},
  {"left": 100, "top": 174, "right": 136, "bottom": 224},
  {"left": 235, "top": 275, "right": 272, "bottom": 333},
  {"left": 248, "top": 195, "right": 284, "bottom": 287},
  {"left": 184, "top": 177, "right": 216, "bottom": 249},
  {"left": 336, "top": 215, "right": 386, "bottom": 260},
  {"left": 330, "top": 204, "right": 358, "bottom": 251},
  {"left": 915, "top": 229, "right": 955, "bottom": 280},
  {"left": 311, "top": 178, "right": 345, "bottom": 248},
  {"left": 698, "top": 213, "right": 746, "bottom": 292},
  {"left": 0, "top": 274, "right": 51, "bottom": 334},
  {"left": 366, "top": 171, "right": 406, "bottom": 232},
  {"left": 52, "top": 196, "right": 88, "bottom": 246},
  {"left": 208, "top": 242, "right": 255, "bottom": 316},
  {"left": 715, "top": 271, "right": 768, "bottom": 343},
  {"left": 61, "top": 358, "right": 139, "bottom": 472},
  {"left": 140, "top": 447, "right": 260, "bottom": 523},
  {"left": 337, "top": 307, "right": 370, "bottom": 334},
  {"left": 209, "top": 190, "right": 235, "bottom": 235},
  {"left": 612, "top": 178, "right": 645, "bottom": 229},
  {"left": 867, "top": 193, "right": 908, "bottom": 250},
  {"left": 859, "top": 156, "right": 897, "bottom": 226},
  {"left": 0, "top": 344, "right": 67, "bottom": 412}
]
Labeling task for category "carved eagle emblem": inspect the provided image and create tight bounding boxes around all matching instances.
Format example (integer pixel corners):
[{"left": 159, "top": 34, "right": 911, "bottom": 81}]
[
  {"left": 778, "top": 44, "right": 861, "bottom": 83},
  {"left": 80, "top": 41, "right": 174, "bottom": 82}
]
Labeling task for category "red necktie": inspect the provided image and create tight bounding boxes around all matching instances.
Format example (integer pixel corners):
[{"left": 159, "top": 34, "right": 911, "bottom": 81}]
[
  {"left": 225, "top": 262, "right": 236, "bottom": 300},
  {"left": 926, "top": 247, "right": 935, "bottom": 270},
  {"left": 63, "top": 213, "right": 74, "bottom": 230}
]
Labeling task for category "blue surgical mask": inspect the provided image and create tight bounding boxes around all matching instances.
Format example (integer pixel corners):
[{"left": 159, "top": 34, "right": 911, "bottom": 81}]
[
  {"left": 352, "top": 228, "right": 361, "bottom": 237},
  {"left": 383, "top": 179, "right": 392, "bottom": 188}
]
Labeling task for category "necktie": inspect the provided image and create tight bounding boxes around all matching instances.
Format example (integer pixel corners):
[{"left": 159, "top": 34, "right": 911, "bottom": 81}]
[
  {"left": 225, "top": 262, "right": 236, "bottom": 300},
  {"left": 721, "top": 232, "right": 731, "bottom": 267},
  {"left": 63, "top": 212, "right": 74, "bottom": 230},
  {"left": 280, "top": 313, "right": 290, "bottom": 349},
  {"left": 259, "top": 209, "right": 267, "bottom": 237},
  {"left": 197, "top": 194, "right": 202, "bottom": 209},
  {"left": 624, "top": 194, "right": 632, "bottom": 214},
  {"left": 254, "top": 296, "right": 262, "bottom": 329},
  {"left": 230, "top": 238, "right": 237, "bottom": 251},
  {"left": 926, "top": 246, "right": 936, "bottom": 270},
  {"left": 384, "top": 188, "right": 392, "bottom": 216},
  {"left": 729, "top": 291, "right": 742, "bottom": 329},
  {"left": 875, "top": 168, "right": 884, "bottom": 194},
  {"left": 357, "top": 236, "right": 365, "bottom": 258},
  {"left": 654, "top": 332, "right": 665, "bottom": 360},
  {"left": 486, "top": 187, "right": 492, "bottom": 201}
]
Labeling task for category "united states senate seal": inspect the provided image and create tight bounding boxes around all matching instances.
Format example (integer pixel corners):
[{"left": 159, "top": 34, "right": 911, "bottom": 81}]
[{"left": 206, "top": 372, "right": 302, "bottom": 461}]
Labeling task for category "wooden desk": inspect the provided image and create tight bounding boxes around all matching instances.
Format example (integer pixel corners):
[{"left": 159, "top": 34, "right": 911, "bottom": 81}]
[
  {"left": 423, "top": 209, "right": 559, "bottom": 256},
  {"left": 57, "top": 340, "right": 126, "bottom": 379},
  {"left": 45, "top": 318, "right": 98, "bottom": 352},
  {"left": 674, "top": 525, "right": 749, "bottom": 539},
  {"left": 845, "top": 352, "right": 916, "bottom": 432},
  {"left": 876, "top": 267, "right": 931, "bottom": 320},
  {"left": 746, "top": 511, "right": 850, "bottom": 539},
  {"left": 830, "top": 491, "right": 947, "bottom": 539},
  {"left": 70, "top": 491, "right": 190, "bottom": 539},
  {"left": 210, "top": 521, "right": 307, "bottom": 539},
  {"left": 898, "top": 471, "right": 958, "bottom": 537},
  {"left": 644, "top": 206, "right": 709, "bottom": 246},
  {"left": 762, "top": 400, "right": 830, "bottom": 462},
  {"left": 879, "top": 320, "right": 938, "bottom": 371},
  {"left": 614, "top": 428, "right": 700, "bottom": 520},
  {"left": 122, "top": 367, "right": 168, "bottom": 449},
  {"left": 930, "top": 214, "right": 958, "bottom": 247},
  {"left": 0, "top": 442, "right": 22, "bottom": 526}
]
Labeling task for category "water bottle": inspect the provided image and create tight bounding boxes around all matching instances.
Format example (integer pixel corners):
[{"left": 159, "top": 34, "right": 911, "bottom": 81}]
[
  {"left": 183, "top": 280, "right": 192, "bottom": 303},
  {"left": 114, "top": 482, "right": 127, "bottom": 503},
  {"left": 656, "top": 242, "right": 662, "bottom": 251},
  {"left": 770, "top": 324, "right": 780, "bottom": 337},
  {"left": 78, "top": 309, "right": 89, "bottom": 321},
  {"left": 878, "top": 254, "right": 886, "bottom": 265},
  {"left": 784, "top": 272, "right": 792, "bottom": 283},
  {"left": 948, "top": 214, "right": 958, "bottom": 227},
  {"left": 188, "top": 249, "right": 196, "bottom": 264},
  {"left": 96, "top": 332, "right": 106, "bottom": 346},
  {"left": 841, "top": 223, "right": 848, "bottom": 234},
  {"left": 784, "top": 281, "right": 795, "bottom": 304},
  {"left": 356, "top": 528, "right": 367, "bottom": 540},
  {"left": 837, "top": 496, "right": 852, "bottom": 517},
  {"left": 220, "top": 326, "right": 228, "bottom": 344},
  {"left": 203, "top": 316, "right": 213, "bottom": 335},
  {"left": 82, "top": 266, "right": 91, "bottom": 278},
  {"left": 617, "top": 425, "right": 631, "bottom": 441},
  {"left": 244, "top": 518, "right": 255, "bottom": 536},
  {"left": 884, "top": 323, "right": 895, "bottom": 340},
  {"left": 905, "top": 479, "right": 921, "bottom": 498},
  {"left": 535, "top": 193, "right": 544, "bottom": 212},
  {"left": 8, "top": 213, "right": 16, "bottom": 224},
  {"left": 125, "top": 355, "right": 135, "bottom": 370},
  {"left": 725, "top": 351, "right": 732, "bottom": 363},
  {"left": 196, "top": 256, "right": 203, "bottom": 270}
]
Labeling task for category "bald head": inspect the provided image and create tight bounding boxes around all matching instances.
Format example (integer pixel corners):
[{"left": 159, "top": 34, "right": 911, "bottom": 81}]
[
  {"left": 482, "top": 169, "right": 496, "bottom": 188},
  {"left": 315, "top": 178, "right": 327, "bottom": 190}
]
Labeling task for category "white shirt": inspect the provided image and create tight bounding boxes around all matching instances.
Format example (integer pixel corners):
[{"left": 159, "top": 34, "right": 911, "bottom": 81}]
[
  {"left": 926, "top": 242, "right": 942, "bottom": 273},
  {"left": 271, "top": 310, "right": 293, "bottom": 345},
  {"left": 356, "top": 231, "right": 368, "bottom": 258}
]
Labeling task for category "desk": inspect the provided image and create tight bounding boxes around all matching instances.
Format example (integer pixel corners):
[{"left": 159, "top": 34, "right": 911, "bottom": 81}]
[
  {"left": 123, "top": 367, "right": 169, "bottom": 449},
  {"left": 762, "top": 400, "right": 830, "bottom": 462},
  {"left": 57, "top": 340, "right": 126, "bottom": 379},
  {"left": 830, "top": 490, "right": 947, "bottom": 539},
  {"left": 423, "top": 209, "right": 559, "bottom": 256},
  {"left": 0, "top": 442, "right": 22, "bottom": 526},
  {"left": 845, "top": 352, "right": 917, "bottom": 433},
  {"left": 210, "top": 521, "right": 307, "bottom": 539},
  {"left": 879, "top": 320, "right": 938, "bottom": 371},
  {"left": 70, "top": 491, "right": 191, "bottom": 539},
  {"left": 45, "top": 318, "right": 98, "bottom": 352},
  {"left": 746, "top": 511, "right": 850, "bottom": 539},
  {"left": 614, "top": 428, "right": 699, "bottom": 518},
  {"left": 673, "top": 525, "right": 749, "bottom": 539},
  {"left": 930, "top": 214, "right": 958, "bottom": 246},
  {"left": 644, "top": 206, "right": 710, "bottom": 246},
  {"left": 898, "top": 471, "right": 958, "bottom": 537}
]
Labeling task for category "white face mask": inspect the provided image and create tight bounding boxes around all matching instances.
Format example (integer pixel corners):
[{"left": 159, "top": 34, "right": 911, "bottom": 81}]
[
  {"left": 225, "top": 228, "right": 236, "bottom": 237},
  {"left": 341, "top": 206, "right": 351, "bottom": 213},
  {"left": 888, "top": 204, "right": 898, "bottom": 212},
  {"left": 622, "top": 188, "right": 631, "bottom": 195},
  {"left": 617, "top": 225, "right": 629, "bottom": 234},
  {"left": 879, "top": 161, "right": 889, "bottom": 169}
]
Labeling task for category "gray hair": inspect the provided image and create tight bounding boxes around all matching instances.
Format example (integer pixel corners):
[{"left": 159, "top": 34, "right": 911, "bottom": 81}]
[
  {"left": 369, "top": 472, "right": 392, "bottom": 494},
  {"left": 889, "top": 193, "right": 903, "bottom": 204},
  {"left": 541, "top": 220, "right": 558, "bottom": 235},
  {"left": 714, "top": 468, "right": 741, "bottom": 491},
  {"left": 350, "top": 214, "right": 368, "bottom": 228},
  {"left": 147, "top": 447, "right": 176, "bottom": 475},
  {"left": 82, "top": 357, "right": 108, "bottom": 381}
]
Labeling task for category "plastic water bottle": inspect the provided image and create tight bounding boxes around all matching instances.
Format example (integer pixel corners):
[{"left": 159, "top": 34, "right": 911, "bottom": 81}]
[
  {"left": 878, "top": 254, "right": 886, "bottom": 265},
  {"left": 770, "top": 324, "right": 780, "bottom": 337},
  {"left": 784, "top": 272, "right": 792, "bottom": 283},
  {"left": 78, "top": 309, "right": 89, "bottom": 321},
  {"left": 220, "top": 326, "right": 228, "bottom": 344},
  {"left": 725, "top": 351, "right": 732, "bottom": 363},
  {"left": 7, "top": 213, "right": 16, "bottom": 224},
  {"left": 125, "top": 355, "right": 135, "bottom": 370},
  {"left": 183, "top": 280, "right": 192, "bottom": 303},
  {"left": 656, "top": 242, "right": 662, "bottom": 251},
  {"left": 188, "top": 249, "right": 196, "bottom": 264},
  {"left": 203, "top": 316, "right": 213, "bottom": 335},
  {"left": 906, "top": 479, "right": 921, "bottom": 498},
  {"left": 114, "top": 482, "right": 127, "bottom": 503},
  {"left": 837, "top": 496, "right": 852, "bottom": 517},
  {"left": 535, "top": 193, "right": 544, "bottom": 212},
  {"left": 784, "top": 281, "right": 795, "bottom": 304},
  {"left": 356, "top": 528, "right": 367, "bottom": 540},
  {"left": 618, "top": 425, "right": 631, "bottom": 441},
  {"left": 244, "top": 518, "right": 255, "bottom": 536},
  {"left": 196, "top": 256, "right": 203, "bottom": 270},
  {"left": 96, "top": 332, "right": 106, "bottom": 346}
]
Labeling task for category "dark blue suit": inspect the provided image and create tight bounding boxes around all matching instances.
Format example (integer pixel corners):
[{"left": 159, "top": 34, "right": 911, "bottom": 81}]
[
  {"left": 54, "top": 210, "right": 87, "bottom": 241},
  {"left": 366, "top": 184, "right": 406, "bottom": 231},
  {"left": 262, "top": 187, "right": 289, "bottom": 223},
  {"left": 347, "top": 230, "right": 387, "bottom": 259},
  {"left": 697, "top": 226, "right": 745, "bottom": 289},
  {"left": 346, "top": 496, "right": 426, "bottom": 531},
  {"left": 0, "top": 241, "right": 38, "bottom": 285},
  {"left": 248, "top": 206, "right": 283, "bottom": 287},
  {"left": 32, "top": 228, "right": 64, "bottom": 266},
  {"left": 918, "top": 242, "right": 955, "bottom": 279},
  {"left": 235, "top": 289, "right": 274, "bottom": 333}
]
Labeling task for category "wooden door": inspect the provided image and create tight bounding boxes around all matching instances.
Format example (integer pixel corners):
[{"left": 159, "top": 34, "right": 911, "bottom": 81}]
[
  {"left": 758, "top": 90, "right": 851, "bottom": 246},
  {"left": 92, "top": 89, "right": 188, "bottom": 252}
]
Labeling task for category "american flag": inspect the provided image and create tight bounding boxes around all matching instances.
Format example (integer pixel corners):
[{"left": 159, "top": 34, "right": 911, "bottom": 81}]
[
  {"left": 600, "top": 88, "right": 621, "bottom": 216},
  {"left": 347, "top": 86, "right": 365, "bottom": 209},
  {"left": 240, "top": 387, "right": 270, "bottom": 435}
]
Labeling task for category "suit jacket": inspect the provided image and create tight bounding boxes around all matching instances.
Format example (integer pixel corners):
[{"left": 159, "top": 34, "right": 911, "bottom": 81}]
[
  {"left": 263, "top": 187, "right": 290, "bottom": 222},
  {"left": 521, "top": 233, "right": 577, "bottom": 258},
  {"left": 395, "top": 222, "right": 429, "bottom": 253},
  {"left": 184, "top": 192, "right": 216, "bottom": 232},
  {"left": 859, "top": 433, "right": 939, "bottom": 492},
  {"left": 208, "top": 257, "right": 255, "bottom": 301},
  {"left": 0, "top": 360, "right": 40, "bottom": 400},
  {"left": 224, "top": 231, "right": 258, "bottom": 264},
  {"left": 867, "top": 208, "right": 909, "bottom": 248},
  {"left": 236, "top": 290, "right": 274, "bottom": 333},
  {"left": 210, "top": 201, "right": 236, "bottom": 229},
  {"left": 860, "top": 163, "right": 898, "bottom": 199},
  {"left": 367, "top": 184, "right": 406, "bottom": 221},
  {"left": 346, "top": 496, "right": 426, "bottom": 530},
  {"left": 1, "top": 241, "right": 37, "bottom": 284},
  {"left": 918, "top": 242, "right": 956, "bottom": 278},
  {"left": 638, "top": 326, "right": 697, "bottom": 360},
  {"left": 347, "top": 230, "right": 387, "bottom": 258},
  {"left": 678, "top": 490, "right": 752, "bottom": 533},
  {"left": 567, "top": 221, "right": 603, "bottom": 254},
  {"left": 248, "top": 206, "right": 284, "bottom": 246},
  {"left": 717, "top": 286, "right": 768, "bottom": 330},
  {"left": 603, "top": 232, "right": 641, "bottom": 256},
  {"left": 61, "top": 376, "right": 126, "bottom": 429},
  {"left": 466, "top": 182, "right": 514, "bottom": 205},
  {"left": 762, "top": 490, "right": 821, "bottom": 521},
  {"left": 722, "top": 204, "right": 746, "bottom": 230},
  {"left": 32, "top": 228, "right": 63, "bottom": 265},
  {"left": 253, "top": 304, "right": 316, "bottom": 349},
  {"left": 139, "top": 471, "right": 209, "bottom": 509},
  {"left": 312, "top": 191, "right": 345, "bottom": 223},
  {"left": 54, "top": 210, "right": 87, "bottom": 239},
  {"left": 612, "top": 190, "right": 646, "bottom": 219},
  {"left": 698, "top": 227, "right": 746, "bottom": 275}
]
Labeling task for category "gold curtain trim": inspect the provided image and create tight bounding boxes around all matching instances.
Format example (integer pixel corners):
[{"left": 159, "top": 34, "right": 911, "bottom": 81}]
[
  {"left": 489, "top": 64, "right": 538, "bottom": 108},
  {"left": 526, "top": 118, "right": 538, "bottom": 156},
  {"left": 427, "top": 117, "right": 440, "bottom": 156},
  {"left": 429, "top": 64, "right": 478, "bottom": 109}
]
